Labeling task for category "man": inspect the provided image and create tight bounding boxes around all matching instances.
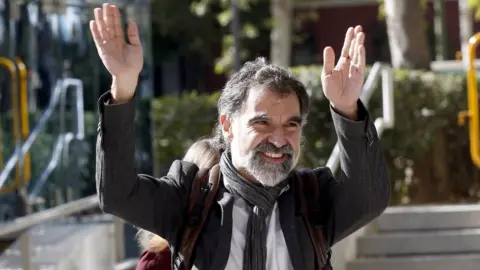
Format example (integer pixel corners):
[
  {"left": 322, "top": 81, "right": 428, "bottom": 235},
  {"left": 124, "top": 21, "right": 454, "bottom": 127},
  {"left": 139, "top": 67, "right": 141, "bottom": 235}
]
[{"left": 91, "top": 3, "right": 389, "bottom": 270}]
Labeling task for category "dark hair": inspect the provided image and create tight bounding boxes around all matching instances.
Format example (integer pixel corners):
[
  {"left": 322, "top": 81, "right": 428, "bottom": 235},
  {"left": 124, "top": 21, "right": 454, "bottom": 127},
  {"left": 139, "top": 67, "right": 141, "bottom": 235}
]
[{"left": 214, "top": 57, "right": 310, "bottom": 149}]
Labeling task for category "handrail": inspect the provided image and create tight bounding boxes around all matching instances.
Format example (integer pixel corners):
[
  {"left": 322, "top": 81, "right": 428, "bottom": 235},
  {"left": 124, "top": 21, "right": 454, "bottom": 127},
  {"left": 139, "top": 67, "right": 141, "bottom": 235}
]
[
  {"left": 326, "top": 62, "right": 395, "bottom": 173},
  {"left": 0, "top": 57, "right": 23, "bottom": 192},
  {"left": 0, "top": 78, "right": 85, "bottom": 191},
  {"left": 458, "top": 32, "right": 480, "bottom": 168},
  {"left": 0, "top": 193, "right": 125, "bottom": 270},
  {"left": 16, "top": 58, "right": 31, "bottom": 186},
  {"left": 28, "top": 78, "right": 85, "bottom": 202},
  {"left": 0, "top": 195, "right": 98, "bottom": 239}
]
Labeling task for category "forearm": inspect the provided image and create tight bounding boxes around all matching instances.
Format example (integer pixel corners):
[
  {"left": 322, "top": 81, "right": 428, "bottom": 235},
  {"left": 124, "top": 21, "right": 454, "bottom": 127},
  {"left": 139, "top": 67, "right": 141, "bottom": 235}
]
[
  {"left": 95, "top": 92, "right": 194, "bottom": 240},
  {"left": 328, "top": 100, "right": 390, "bottom": 245},
  {"left": 96, "top": 91, "right": 138, "bottom": 208}
]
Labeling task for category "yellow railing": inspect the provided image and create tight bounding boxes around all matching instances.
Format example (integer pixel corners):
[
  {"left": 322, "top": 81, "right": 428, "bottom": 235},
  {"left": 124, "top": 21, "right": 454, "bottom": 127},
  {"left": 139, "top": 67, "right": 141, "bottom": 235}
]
[
  {"left": 0, "top": 57, "right": 31, "bottom": 192},
  {"left": 16, "top": 58, "right": 31, "bottom": 186},
  {"left": 458, "top": 33, "right": 480, "bottom": 168}
]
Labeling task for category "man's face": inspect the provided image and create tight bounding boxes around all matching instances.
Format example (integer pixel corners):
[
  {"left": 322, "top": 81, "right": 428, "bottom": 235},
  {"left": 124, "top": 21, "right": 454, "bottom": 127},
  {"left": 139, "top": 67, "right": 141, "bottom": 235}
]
[{"left": 221, "top": 87, "right": 303, "bottom": 186}]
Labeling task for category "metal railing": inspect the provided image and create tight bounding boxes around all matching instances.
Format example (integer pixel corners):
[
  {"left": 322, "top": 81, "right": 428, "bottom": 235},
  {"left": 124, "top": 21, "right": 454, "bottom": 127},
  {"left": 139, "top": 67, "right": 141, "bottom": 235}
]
[
  {"left": 0, "top": 57, "right": 31, "bottom": 192},
  {"left": 0, "top": 194, "right": 126, "bottom": 270},
  {"left": 0, "top": 78, "right": 85, "bottom": 204},
  {"left": 458, "top": 32, "right": 480, "bottom": 168},
  {"left": 0, "top": 195, "right": 98, "bottom": 239},
  {"left": 326, "top": 62, "right": 395, "bottom": 173},
  {"left": 27, "top": 78, "right": 85, "bottom": 204}
]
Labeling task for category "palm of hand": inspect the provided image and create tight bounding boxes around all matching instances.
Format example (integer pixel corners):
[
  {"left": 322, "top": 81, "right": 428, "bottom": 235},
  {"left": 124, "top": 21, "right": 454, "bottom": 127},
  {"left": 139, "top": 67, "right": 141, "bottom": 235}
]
[
  {"left": 321, "top": 26, "right": 366, "bottom": 113},
  {"left": 90, "top": 4, "right": 143, "bottom": 77},
  {"left": 100, "top": 42, "right": 143, "bottom": 77}
]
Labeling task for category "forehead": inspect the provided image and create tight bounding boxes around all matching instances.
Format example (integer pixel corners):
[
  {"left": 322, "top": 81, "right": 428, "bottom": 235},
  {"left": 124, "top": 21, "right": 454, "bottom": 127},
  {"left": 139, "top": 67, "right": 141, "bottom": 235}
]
[{"left": 243, "top": 87, "right": 300, "bottom": 117}]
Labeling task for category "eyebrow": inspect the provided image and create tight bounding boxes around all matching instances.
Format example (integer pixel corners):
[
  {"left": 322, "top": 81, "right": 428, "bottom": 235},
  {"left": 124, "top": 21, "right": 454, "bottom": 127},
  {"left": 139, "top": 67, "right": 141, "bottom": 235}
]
[{"left": 249, "top": 114, "right": 303, "bottom": 125}]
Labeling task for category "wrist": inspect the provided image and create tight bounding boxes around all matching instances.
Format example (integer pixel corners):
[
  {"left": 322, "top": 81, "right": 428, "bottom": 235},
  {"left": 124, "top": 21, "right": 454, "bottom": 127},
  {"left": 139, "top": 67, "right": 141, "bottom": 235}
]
[
  {"left": 330, "top": 102, "right": 358, "bottom": 120},
  {"left": 110, "top": 75, "right": 138, "bottom": 104}
]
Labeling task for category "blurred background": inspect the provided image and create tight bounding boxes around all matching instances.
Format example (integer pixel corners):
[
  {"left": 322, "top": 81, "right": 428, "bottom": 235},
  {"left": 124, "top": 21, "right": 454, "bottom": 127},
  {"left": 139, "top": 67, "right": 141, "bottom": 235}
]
[{"left": 2, "top": 0, "right": 480, "bottom": 269}]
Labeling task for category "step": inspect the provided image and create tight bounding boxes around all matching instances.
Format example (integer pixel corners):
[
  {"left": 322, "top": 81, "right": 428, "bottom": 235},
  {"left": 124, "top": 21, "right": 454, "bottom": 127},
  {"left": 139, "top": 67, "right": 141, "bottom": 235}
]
[
  {"left": 374, "top": 204, "right": 480, "bottom": 232},
  {"left": 357, "top": 228, "right": 480, "bottom": 257},
  {"left": 347, "top": 253, "right": 480, "bottom": 270}
]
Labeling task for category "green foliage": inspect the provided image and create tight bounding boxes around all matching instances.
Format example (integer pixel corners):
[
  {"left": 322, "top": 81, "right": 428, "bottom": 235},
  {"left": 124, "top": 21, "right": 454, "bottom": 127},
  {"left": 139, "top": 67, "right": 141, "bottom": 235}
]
[
  {"left": 151, "top": 66, "right": 477, "bottom": 205},
  {"left": 469, "top": 0, "right": 480, "bottom": 20},
  {"left": 151, "top": 0, "right": 318, "bottom": 75},
  {"left": 376, "top": 0, "right": 429, "bottom": 21},
  {"left": 152, "top": 91, "right": 220, "bottom": 166}
]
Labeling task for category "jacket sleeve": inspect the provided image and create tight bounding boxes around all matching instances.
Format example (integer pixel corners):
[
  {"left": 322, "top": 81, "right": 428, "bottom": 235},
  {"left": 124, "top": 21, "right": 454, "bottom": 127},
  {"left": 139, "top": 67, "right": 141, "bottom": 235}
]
[
  {"left": 315, "top": 100, "right": 390, "bottom": 246},
  {"left": 95, "top": 91, "right": 197, "bottom": 243}
]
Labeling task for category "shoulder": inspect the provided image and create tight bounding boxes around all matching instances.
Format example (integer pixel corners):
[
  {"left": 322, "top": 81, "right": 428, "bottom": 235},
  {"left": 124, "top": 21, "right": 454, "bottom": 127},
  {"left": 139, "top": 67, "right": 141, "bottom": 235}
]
[
  {"left": 165, "top": 160, "right": 200, "bottom": 187},
  {"left": 297, "top": 167, "right": 335, "bottom": 186},
  {"left": 296, "top": 167, "right": 336, "bottom": 216}
]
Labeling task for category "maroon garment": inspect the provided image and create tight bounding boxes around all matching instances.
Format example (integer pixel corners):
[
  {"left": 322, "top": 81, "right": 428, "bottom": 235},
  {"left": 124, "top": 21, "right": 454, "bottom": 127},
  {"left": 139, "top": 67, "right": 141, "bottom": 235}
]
[{"left": 136, "top": 249, "right": 172, "bottom": 270}]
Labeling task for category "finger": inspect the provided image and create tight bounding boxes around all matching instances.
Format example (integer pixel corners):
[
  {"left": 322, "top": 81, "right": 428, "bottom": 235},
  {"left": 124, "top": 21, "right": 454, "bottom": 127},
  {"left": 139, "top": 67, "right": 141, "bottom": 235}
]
[
  {"left": 352, "top": 32, "right": 365, "bottom": 65},
  {"left": 354, "top": 25, "right": 363, "bottom": 35},
  {"left": 340, "top": 27, "right": 354, "bottom": 58},
  {"left": 104, "top": 3, "right": 115, "bottom": 39},
  {"left": 348, "top": 37, "right": 356, "bottom": 60},
  {"left": 94, "top": 8, "right": 107, "bottom": 40},
  {"left": 357, "top": 45, "right": 366, "bottom": 73},
  {"left": 113, "top": 5, "right": 125, "bottom": 43},
  {"left": 349, "top": 26, "right": 362, "bottom": 59},
  {"left": 89, "top": 20, "right": 103, "bottom": 50},
  {"left": 127, "top": 21, "right": 141, "bottom": 46},
  {"left": 322, "top": 46, "right": 335, "bottom": 76}
]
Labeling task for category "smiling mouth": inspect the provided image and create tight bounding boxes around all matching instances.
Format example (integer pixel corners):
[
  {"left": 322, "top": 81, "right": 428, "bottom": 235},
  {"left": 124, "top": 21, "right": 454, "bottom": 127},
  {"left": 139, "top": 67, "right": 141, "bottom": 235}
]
[{"left": 260, "top": 151, "right": 287, "bottom": 163}]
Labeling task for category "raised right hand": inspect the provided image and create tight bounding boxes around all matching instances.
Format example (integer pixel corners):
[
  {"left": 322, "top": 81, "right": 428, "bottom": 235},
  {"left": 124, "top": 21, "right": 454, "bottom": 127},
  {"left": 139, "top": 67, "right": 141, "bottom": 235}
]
[{"left": 90, "top": 3, "right": 143, "bottom": 103}]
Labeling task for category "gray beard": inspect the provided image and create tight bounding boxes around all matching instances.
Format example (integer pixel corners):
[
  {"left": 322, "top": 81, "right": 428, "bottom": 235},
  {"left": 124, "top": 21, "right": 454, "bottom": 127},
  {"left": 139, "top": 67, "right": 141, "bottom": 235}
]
[{"left": 244, "top": 150, "right": 294, "bottom": 187}]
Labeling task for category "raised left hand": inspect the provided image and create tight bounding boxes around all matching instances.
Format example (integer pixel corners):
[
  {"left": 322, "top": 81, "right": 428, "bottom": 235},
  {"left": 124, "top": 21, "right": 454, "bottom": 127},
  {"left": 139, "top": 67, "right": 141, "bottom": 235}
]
[{"left": 321, "top": 25, "right": 366, "bottom": 119}]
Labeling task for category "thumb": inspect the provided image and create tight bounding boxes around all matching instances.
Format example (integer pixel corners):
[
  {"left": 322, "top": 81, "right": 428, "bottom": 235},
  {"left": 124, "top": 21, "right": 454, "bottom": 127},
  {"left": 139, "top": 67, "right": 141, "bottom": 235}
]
[
  {"left": 322, "top": 47, "right": 335, "bottom": 76},
  {"left": 127, "top": 21, "right": 141, "bottom": 46}
]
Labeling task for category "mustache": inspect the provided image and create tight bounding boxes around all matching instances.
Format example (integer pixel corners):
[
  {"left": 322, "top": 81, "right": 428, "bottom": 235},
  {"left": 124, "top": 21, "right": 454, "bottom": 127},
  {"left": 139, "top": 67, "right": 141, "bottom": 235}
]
[{"left": 254, "top": 141, "right": 293, "bottom": 156}]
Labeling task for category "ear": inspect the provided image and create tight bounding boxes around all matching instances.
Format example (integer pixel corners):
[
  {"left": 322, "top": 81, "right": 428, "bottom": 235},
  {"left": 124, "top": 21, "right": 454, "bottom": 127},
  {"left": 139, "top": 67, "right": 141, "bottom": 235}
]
[{"left": 219, "top": 114, "right": 233, "bottom": 141}]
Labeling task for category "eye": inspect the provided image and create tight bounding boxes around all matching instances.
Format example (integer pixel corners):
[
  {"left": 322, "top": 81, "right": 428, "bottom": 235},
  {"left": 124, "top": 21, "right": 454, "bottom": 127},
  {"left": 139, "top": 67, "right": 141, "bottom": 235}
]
[
  {"left": 286, "top": 122, "right": 300, "bottom": 128},
  {"left": 255, "top": 120, "right": 269, "bottom": 125}
]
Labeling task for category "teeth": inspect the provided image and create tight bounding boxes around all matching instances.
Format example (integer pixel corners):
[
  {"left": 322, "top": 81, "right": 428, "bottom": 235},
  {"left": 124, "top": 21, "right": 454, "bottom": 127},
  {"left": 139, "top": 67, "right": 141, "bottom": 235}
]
[{"left": 264, "top": 152, "right": 283, "bottom": 158}]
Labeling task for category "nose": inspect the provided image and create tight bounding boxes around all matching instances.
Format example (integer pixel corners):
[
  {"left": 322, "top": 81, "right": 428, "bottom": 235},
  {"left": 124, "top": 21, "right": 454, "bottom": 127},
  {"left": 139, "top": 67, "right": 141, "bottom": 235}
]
[{"left": 268, "top": 128, "right": 287, "bottom": 148}]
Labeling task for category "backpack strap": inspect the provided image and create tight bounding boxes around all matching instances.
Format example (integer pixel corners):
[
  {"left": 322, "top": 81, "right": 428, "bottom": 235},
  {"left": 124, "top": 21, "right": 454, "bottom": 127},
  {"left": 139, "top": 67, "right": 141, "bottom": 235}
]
[
  {"left": 295, "top": 169, "right": 332, "bottom": 270},
  {"left": 177, "top": 164, "right": 221, "bottom": 270}
]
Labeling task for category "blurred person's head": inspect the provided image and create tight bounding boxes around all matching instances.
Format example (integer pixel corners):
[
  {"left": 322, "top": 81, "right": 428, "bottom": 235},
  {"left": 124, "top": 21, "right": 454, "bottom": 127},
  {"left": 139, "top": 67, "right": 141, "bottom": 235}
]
[
  {"left": 216, "top": 57, "right": 309, "bottom": 187},
  {"left": 137, "top": 137, "right": 221, "bottom": 252},
  {"left": 183, "top": 137, "right": 222, "bottom": 169}
]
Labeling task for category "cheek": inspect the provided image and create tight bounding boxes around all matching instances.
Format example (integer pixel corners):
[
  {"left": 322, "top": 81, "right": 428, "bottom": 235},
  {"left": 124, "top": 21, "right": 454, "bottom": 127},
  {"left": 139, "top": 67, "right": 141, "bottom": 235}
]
[
  {"left": 236, "top": 130, "right": 267, "bottom": 155},
  {"left": 244, "top": 132, "right": 265, "bottom": 153},
  {"left": 287, "top": 131, "right": 302, "bottom": 151}
]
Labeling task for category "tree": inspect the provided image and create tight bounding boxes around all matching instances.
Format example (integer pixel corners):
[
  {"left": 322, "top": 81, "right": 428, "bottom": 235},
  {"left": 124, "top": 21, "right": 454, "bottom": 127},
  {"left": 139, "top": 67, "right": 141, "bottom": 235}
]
[
  {"left": 270, "top": 0, "right": 292, "bottom": 67},
  {"left": 468, "top": 0, "right": 480, "bottom": 18},
  {"left": 380, "top": 0, "right": 431, "bottom": 69}
]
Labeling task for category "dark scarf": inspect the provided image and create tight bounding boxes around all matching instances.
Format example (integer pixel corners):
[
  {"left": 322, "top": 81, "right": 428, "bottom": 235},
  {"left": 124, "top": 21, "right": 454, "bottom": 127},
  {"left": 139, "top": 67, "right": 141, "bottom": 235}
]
[{"left": 220, "top": 152, "right": 289, "bottom": 270}]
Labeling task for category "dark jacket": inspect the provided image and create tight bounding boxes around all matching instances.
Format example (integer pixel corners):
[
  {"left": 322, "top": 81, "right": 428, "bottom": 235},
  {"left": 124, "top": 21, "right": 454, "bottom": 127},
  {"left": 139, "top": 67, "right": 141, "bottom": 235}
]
[{"left": 96, "top": 91, "right": 390, "bottom": 270}]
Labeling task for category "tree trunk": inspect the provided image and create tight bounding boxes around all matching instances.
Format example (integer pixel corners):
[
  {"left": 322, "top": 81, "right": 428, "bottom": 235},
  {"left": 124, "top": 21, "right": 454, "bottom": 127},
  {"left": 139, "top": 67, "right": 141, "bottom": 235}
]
[
  {"left": 433, "top": 0, "right": 448, "bottom": 60},
  {"left": 384, "top": 0, "right": 431, "bottom": 69},
  {"left": 270, "top": 0, "right": 292, "bottom": 67}
]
